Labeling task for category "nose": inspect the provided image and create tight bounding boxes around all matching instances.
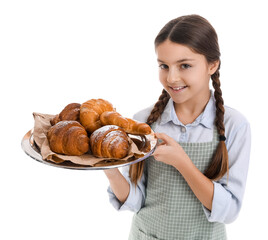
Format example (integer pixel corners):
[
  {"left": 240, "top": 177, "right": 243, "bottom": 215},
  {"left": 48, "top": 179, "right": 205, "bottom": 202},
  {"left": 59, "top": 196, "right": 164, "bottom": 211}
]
[{"left": 167, "top": 67, "right": 180, "bottom": 83}]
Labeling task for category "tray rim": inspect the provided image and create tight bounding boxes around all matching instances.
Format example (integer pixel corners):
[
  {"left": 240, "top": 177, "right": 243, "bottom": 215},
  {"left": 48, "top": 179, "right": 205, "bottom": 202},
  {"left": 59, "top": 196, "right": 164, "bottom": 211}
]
[{"left": 21, "top": 129, "right": 156, "bottom": 170}]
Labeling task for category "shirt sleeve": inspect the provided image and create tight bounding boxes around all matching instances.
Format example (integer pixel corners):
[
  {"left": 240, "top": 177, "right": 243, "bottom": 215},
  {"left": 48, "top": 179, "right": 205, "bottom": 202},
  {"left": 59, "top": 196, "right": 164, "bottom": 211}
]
[
  {"left": 202, "top": 120, "right": 251, "bottom": 224},
  {"left": 107, "top": 165, "right": 146, "bottom": 212}
]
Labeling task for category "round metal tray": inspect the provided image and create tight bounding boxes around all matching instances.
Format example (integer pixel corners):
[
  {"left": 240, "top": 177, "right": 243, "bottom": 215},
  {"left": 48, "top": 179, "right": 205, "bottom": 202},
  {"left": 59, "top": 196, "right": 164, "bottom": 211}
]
[{"left": 21, "top": 130, "right": 156, "bottom": 170}]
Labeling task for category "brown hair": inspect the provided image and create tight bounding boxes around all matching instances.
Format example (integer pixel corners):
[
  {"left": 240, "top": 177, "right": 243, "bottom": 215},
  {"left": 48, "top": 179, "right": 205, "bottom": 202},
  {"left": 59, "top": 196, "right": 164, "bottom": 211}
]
[{"left": 129, "top": 14, "right": 228, "bottom": 185}]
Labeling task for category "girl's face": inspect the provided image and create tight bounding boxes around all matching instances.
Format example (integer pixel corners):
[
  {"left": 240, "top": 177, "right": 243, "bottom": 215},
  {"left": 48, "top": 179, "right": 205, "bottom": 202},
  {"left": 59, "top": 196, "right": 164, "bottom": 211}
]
[{"left": 156, "top": 40, "right": 219, "bottom": 107}]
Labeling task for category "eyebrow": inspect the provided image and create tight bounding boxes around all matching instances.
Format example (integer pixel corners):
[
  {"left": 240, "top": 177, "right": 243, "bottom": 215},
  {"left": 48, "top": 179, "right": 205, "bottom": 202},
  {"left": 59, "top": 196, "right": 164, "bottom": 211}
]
[{"left": 157, "top": 58, "right": 195, "bottom": 63}]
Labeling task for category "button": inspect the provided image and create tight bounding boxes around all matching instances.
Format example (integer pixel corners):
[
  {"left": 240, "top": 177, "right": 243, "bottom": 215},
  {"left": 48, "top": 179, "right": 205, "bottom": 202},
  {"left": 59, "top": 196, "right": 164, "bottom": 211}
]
[{"left": 181, "top": 126, "right": 186, "bottom": 133}]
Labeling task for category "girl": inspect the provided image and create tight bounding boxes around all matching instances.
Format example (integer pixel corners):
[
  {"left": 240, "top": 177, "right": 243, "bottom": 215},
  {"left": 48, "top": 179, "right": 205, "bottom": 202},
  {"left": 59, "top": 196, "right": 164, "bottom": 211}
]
[{"left": 104, "top": 14, "right": 251, "bottom": 239}]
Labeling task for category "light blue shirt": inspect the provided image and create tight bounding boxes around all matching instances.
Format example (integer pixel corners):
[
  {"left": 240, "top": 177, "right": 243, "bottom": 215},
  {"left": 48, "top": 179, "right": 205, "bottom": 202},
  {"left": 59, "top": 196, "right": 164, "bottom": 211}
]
[{"left": 107, "top": 91, "right": 251, "bottom": 224}]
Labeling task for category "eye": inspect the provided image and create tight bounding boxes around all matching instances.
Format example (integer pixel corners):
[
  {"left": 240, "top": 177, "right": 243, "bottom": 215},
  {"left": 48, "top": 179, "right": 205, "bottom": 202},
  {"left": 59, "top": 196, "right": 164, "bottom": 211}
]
[
  {"left": 159, "top": 64, "right": 169, "bottom": 70},
  {"left": 181, "top": 64, "right": 191, "bottom": 69}
]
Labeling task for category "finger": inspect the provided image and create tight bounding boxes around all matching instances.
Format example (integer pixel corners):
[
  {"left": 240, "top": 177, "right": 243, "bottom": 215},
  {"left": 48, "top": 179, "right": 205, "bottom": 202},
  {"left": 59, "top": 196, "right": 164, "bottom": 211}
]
[
  {"left": 155, "top": 132, "right": 176, "bottom": 146},
  {"left": 152, "top": 144, "right": 166, "bottom": 156},
  {"left": 152, "top": 148, "right": 160, "bottom": 159}
]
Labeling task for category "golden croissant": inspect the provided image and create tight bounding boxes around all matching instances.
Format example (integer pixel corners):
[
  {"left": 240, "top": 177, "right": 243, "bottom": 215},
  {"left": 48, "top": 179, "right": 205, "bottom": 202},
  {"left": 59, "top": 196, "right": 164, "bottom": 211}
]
[
  {"left": 50, "top": 103, "right": 81, "bottom": 126},
  {"left": 80, "top": 99, "right": 114, "bottom": 133},
  {"left": 100, "top": 111, "right": 151, "bottom": 135},
  {"left": 89, "top": 125, "right": 130, "bottom": 159},
  {"left": 47, "top": 120, "right": 90, "bottom": 156}
]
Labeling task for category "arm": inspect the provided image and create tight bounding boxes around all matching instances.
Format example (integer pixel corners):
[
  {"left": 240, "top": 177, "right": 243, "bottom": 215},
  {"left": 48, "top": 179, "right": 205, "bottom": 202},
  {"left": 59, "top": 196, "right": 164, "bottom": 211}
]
[
  {"left": 153, "top": 120, "right": 251, "bottom": 223},
  {"left": 204, "top": 121, "right": 251, "bottom": 223},
  {"left": 104, "top": 168, "right": 130, "bottom": 203},
  {"left": 104, "top": 165, "right": 147, "bottom": 212},
  {"left": 104, "top": 109, "right": 150, "bottom": 212},
  {"left": 174, "top": 155, "right": 214, "bottom": 210},
  {"left": 153, "top": 133, "right": 214, "bottom": 210}
]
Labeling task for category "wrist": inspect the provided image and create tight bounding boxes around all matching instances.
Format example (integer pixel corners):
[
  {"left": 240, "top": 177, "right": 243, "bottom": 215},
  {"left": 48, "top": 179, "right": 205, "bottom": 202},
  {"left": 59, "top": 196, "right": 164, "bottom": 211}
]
[{"left": 173, "top": 152, "right": 192, "bottom": 172}]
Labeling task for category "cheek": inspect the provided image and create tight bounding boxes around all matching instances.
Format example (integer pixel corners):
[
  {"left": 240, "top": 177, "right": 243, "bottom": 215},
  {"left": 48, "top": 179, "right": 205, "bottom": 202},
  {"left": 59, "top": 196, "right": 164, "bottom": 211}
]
[
  {"left": 188, "top": 67, "right": 210, "bottom": 84},
  {"left": 196, "top": 64, "right": 211, "bottom": 77},
  {"left": 159, "top": 71, "right": 167, "bottom": 84}
]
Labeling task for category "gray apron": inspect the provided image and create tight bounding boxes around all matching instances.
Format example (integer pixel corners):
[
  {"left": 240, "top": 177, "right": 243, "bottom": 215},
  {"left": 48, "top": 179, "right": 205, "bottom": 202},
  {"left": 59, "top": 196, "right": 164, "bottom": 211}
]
[{"left": 129, "top": 127, "right": 226, "bottom": 240}]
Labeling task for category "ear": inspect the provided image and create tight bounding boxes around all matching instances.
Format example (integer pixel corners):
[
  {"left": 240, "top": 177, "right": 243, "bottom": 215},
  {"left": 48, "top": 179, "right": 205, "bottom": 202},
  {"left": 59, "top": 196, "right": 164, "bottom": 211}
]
[{"left": 208, "top": 60, "right": 220, "bottom": 75}]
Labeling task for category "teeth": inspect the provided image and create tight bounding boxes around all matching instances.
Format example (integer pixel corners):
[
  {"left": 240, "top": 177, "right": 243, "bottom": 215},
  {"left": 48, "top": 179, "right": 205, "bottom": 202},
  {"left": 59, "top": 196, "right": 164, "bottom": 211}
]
[{"left": 172, "top": 86, "right": 186, "bottom": 90}]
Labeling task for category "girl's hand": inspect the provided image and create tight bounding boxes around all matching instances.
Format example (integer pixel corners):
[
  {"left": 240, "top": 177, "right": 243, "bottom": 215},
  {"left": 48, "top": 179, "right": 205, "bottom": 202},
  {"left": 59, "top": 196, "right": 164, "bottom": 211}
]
[{"left": 152, "top": 132, "right": 189, "bottom": 168}]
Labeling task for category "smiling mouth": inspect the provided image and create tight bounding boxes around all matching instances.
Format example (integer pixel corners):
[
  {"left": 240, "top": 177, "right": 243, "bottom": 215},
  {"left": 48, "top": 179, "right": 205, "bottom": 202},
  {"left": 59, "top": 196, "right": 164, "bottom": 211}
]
[{"left": 169, "top": 86, "right": 188, "bottom": 91}]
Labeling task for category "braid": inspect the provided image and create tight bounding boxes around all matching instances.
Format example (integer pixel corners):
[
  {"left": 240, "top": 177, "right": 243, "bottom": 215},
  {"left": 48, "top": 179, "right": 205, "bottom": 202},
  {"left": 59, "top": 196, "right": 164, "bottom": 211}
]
[
  {"left": 212, "top": 70, "right": 225, "bottom": 135},
  {"left": 204, "top": 69, "right": 229, "bottom": 180},
  {"left": 147, "top": 89, "right": 170, "bottom": 125},
  {"left": 129, "top": 89, "right": 170, "bottom": 185}
]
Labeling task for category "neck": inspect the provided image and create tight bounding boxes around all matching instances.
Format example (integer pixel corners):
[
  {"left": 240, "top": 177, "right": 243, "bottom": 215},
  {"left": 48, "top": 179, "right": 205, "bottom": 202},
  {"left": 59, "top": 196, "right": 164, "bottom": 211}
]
[{"left": 174, "top": 90, "right": 211, "bottom": 125}]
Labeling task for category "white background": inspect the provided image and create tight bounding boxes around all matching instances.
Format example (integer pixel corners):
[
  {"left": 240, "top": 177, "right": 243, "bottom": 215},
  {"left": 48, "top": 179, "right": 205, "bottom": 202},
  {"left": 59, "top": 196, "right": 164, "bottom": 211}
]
[{"left": 1, "top": 0, "right": 267, "bottom": 239}]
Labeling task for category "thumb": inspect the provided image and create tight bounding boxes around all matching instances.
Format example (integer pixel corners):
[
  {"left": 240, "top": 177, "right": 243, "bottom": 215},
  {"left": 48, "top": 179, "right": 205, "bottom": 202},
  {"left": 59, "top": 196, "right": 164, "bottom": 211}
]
[{"left": 155, "top": 132, "right": 176, "bottom": 146}]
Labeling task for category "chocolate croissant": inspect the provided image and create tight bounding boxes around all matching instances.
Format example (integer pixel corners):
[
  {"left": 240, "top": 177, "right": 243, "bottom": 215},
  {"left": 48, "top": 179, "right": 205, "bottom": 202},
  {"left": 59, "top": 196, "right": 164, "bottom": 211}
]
[
  {"left": 100, "top": 111, "right": 151, "bottom": 135},
  {"left": 47, "top": 120, "right": 90, "bottom": 156},
  {"left": 89, "top": 125, "right": 130, "bottom": 159},
  {"left": 80, "top": 99, "right": 114, "bottom": 133},
  {"left": 50, "top": 103, "right": 81, "bottom": 126}
]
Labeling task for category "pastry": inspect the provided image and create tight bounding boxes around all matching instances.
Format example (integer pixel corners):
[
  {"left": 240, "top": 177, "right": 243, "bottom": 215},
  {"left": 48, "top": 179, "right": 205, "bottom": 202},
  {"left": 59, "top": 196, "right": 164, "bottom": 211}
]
[
  {"left": 47, "top": 120, "right": 89, "bottom": 156},
  {"left": 89, "top": 125, "right": 130, "bottom": 159},
  {"left": 50, "top": 103, "right": 81, "bottom": 125},
  {"left": 100, "top": 111, "right": 151, "bottom": 135},
  {"left": 80, "top": 99, "right": 114, "bottom": 133}
]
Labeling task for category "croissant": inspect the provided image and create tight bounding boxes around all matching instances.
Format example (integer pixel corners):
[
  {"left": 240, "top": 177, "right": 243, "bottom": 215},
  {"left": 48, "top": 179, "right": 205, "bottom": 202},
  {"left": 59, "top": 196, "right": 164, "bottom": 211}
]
[
  {"left": 100, "top": 111, "right": 151, "bottom": 135},
  {"left": 80, "top": 99, "right": 114, "bottom": 133},
  {"left": 89, "top": 125, "right": 130, "bottom": 159},
  {"left": 47, "top": 120, "right": 90, "bottom": 156},
  {"left": 50, "top": 103, "right": 81, "bottom": 126}
]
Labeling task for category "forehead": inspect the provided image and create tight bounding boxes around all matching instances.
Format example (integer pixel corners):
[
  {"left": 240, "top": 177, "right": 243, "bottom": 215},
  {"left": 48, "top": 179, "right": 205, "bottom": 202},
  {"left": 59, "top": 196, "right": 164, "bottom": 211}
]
[{"left": 156, "top": 40, "right": 205, "bottom": 63}]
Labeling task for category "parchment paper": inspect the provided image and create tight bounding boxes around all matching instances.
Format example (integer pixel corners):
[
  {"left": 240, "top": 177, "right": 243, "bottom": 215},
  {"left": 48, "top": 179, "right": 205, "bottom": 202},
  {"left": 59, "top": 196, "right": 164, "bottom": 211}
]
[{"left": 32, "top": 112, "right": 153, "bottom": 167}]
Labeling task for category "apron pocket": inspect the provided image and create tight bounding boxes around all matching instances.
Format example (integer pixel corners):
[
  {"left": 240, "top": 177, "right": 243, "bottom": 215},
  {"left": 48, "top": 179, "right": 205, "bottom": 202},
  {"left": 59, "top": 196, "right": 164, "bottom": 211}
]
[{"left": 138, "top": 228, "right": 162, "bottom": 240}]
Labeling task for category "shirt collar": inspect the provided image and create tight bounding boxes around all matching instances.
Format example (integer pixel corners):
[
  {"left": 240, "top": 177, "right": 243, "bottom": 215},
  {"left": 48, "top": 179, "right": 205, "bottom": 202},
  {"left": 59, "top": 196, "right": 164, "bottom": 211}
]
[{"left": 159, "top": 90, "right": 216, "bottom": 129}]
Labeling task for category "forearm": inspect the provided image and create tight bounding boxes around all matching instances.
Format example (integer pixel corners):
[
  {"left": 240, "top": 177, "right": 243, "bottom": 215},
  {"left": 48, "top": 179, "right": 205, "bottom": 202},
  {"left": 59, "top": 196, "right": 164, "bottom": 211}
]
[
  {"left": 104, "top": 168, "right": 130, "bottom": 203},
  {"left": 174, "top": 154, "right": 214, "bottom": 210}
]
